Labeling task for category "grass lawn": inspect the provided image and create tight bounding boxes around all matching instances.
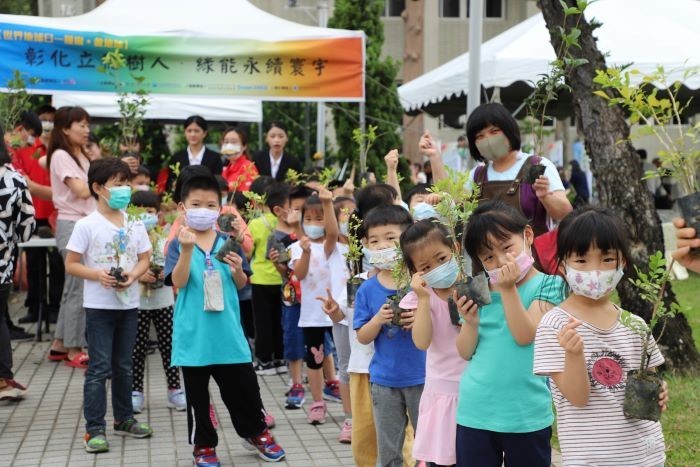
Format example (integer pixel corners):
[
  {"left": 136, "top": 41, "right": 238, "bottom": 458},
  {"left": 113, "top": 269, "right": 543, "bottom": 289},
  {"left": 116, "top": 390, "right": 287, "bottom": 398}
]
[{"left": 552, "top": 272, "right": 700, "bottom": 467}]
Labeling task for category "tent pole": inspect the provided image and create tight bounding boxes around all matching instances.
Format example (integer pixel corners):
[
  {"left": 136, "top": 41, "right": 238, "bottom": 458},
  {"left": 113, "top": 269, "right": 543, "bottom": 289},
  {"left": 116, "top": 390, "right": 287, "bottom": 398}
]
[
  {"left": 467, "top": 0, "right": 484, "bottom": 123},
  {"left": 316, "top": 0, "right": 329, "bottom": 167}
]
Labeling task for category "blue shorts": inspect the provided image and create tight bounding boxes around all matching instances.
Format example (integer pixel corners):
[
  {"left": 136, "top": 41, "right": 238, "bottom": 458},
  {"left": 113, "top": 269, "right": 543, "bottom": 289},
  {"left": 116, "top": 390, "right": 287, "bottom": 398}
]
[{"left": 281, "top": 304, "right": 333, "bottom": 361}]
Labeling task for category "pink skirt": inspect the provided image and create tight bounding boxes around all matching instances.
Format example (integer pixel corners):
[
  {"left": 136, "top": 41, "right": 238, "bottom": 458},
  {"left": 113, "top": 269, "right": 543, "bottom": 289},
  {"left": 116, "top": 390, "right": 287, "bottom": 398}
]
[{"left": 412, "top": 382, "right": 459, "bottom": 465}]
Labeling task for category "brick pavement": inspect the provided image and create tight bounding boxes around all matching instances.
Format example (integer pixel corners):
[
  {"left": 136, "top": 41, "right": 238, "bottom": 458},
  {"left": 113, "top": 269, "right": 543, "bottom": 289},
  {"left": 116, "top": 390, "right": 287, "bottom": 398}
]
[{"left": 0, "top": 292, "right": 561, "bottom": 466}]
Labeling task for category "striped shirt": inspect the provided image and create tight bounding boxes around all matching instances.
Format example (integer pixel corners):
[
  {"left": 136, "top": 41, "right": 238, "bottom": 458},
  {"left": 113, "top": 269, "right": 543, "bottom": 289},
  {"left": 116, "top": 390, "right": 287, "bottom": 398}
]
[{"left": 534, "top": 307, "right": 665, "bottom": 467}]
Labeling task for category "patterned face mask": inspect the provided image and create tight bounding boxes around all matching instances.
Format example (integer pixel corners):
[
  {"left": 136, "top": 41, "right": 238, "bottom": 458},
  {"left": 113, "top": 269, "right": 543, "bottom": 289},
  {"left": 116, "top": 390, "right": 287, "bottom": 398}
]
[{"left": 564, "top": 265, "right": 624, "bottom": 300}]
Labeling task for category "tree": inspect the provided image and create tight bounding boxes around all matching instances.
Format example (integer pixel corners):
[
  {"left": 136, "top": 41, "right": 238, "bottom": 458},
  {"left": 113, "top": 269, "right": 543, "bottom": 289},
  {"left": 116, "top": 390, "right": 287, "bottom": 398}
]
[
  {"left": 537, "top": 0, "right": 698, "bottom": 371},
  {"left": 328, "top": 0, "right": 408, "bottom": 184}
]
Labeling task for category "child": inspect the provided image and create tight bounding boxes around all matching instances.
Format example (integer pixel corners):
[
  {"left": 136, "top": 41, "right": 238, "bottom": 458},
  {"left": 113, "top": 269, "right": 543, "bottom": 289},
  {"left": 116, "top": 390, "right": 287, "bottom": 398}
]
[
  {"left": 64, "top": 158, "right": 153, "bottom": 453},
  {"left": 249, "top": 182, "right": 289, "bottom": 374},
  {"left": 131, "top": 166, "right": 151, "bottom": 191},
  {"left": 455, "top": 200, "right": 564, "bottom": 467},
  {"left": 404, "top": 184, "right": 439, "bottom": 221},
  {"left": 534, "top": 207, "right": 668, "bottom": 466},
  {"left": 288, "top": 188, "right": 340, "bottom": 424},
  {"left": 164, "top": 173, "right": 285, "bottom": 465},
  {"left": 354, "top": 205, "right": 425, "bottom": 466},
  {"left": 399, "top": 220, "right": 472, "bottom": 466},
  {"left": 129, "top": 190, "right": 185, "bottom": 414}
]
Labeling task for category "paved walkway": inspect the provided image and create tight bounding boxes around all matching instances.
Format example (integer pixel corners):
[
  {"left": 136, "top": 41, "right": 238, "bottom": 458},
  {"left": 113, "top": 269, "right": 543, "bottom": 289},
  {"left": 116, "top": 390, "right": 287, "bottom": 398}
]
[{"left": 0, "top": 291, "right": 562, "bottom": 466}]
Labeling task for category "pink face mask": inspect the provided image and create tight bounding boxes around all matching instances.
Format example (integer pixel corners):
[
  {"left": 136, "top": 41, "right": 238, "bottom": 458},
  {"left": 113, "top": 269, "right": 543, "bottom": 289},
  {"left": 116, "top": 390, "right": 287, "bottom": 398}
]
[{"left": 484, "top": 234, "right": 535, "bottom": 285}]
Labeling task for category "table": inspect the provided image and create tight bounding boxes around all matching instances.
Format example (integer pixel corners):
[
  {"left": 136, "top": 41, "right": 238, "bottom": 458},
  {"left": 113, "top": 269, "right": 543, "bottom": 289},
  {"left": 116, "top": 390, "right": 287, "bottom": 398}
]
[{"left": 18, "top": 236, "right": 57, "bottom": 342}]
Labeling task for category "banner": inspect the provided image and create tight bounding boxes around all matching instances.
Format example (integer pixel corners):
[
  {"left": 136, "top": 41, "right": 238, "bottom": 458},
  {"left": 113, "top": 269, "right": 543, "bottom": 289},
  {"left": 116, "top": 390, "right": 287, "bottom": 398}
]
[{"left": 0, "top": 22, "right": 364, "bottom": 101}]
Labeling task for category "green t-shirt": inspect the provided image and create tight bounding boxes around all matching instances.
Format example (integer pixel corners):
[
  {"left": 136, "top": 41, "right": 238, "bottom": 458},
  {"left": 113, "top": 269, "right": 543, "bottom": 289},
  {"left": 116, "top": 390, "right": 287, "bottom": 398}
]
[
  {"left": 456, "top": 273, "right": 565, "bottom": 433},
  {"left": 249, "top": 212, "right": 282, "bottom": 285}
]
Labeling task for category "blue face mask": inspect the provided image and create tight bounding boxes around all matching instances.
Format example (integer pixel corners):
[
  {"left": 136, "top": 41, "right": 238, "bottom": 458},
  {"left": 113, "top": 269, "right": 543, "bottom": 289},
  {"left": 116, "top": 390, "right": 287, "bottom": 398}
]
[
  {"left": 422, "top": 256, "right": 459, "bottom": 289},
  {"left": 303, "top": 224, "right": 325, "bottom": 240},
  {"left": 412, "top": 202, "right": 439, "bottom": 221},
  {"left": 339, "top": 221, "right": 349, "bottom": 237},
  {"left": 104, "top": 186, "right": 132, "bottom": 210},
  {"left": 141, "top": 213, "right": 158, "bottom": 231}
]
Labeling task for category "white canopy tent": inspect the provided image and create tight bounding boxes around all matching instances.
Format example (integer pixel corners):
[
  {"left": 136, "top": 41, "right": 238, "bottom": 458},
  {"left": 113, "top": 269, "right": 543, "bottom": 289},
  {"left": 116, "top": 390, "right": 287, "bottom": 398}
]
[
  {"left": 398, "top": 0, "right": 700, "bottom": 121},
  {"left": 52, "top": 92, "right": 263, "bottom": 122}
]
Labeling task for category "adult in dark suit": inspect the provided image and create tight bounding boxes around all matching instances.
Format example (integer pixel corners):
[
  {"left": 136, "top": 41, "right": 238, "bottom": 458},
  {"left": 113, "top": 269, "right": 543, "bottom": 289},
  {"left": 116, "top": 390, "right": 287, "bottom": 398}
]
[
  {"left": 169, "top": 116, "right": 222, "bottom": 187},
  {"left": 253, "top": 122, "right": 302, "bottom": 182}
]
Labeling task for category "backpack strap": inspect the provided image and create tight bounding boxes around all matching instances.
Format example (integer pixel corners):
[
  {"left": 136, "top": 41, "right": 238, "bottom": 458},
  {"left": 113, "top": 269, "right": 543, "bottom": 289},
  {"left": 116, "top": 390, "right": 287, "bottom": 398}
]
[{"left": 474, "top": 163, "right": 488, "bottom": 185}]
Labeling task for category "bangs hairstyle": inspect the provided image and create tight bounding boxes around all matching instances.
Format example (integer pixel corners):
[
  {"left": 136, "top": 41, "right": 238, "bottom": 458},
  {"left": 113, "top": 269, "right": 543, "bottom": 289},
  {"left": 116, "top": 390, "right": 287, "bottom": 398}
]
[
  {"left": 333, "top": 196, "right": 355, "bottom": 219},
  {"left": 131, "top": 189, "right": 161, "bottom": 210},
  {"left": 173, "top": 165, "right": 213, "bottom": 203},
  {"left": 466, "top": 103, "right": 521, "bottom": 163},
  {"left": 362, "top": 205, "right": 413, "bottom": 237},
  {"left": 222, "top": 126, "right": 250, "bottom": 159},
  {"left": 289, "top": 185, "right": 315, "bottom": 202},
  {"left": 47, "top": 106, "right": 90, "bottom": 169},
  {"left": 404, "top": 183, "right": 431, "bottom": 205},
  {"left": 265, "top": 183, "right": 290, "bottom": 210},
  {"left": 400, "top": 220, "right": 452, "bottom": 273},
  {"left": 301, "top": 195, "right": 323, "bottom": 220},
  {"left": 249, "top": 175, "right": 276, "bottom": 197},
  {"left": 355, "top": 183, "right": 398, "bottom": 219},
  {"left": 180, "top": 174, "right": 221, "bottom": 203},
  {"left": 556, "top": 207, "right": 632, "bottom": 267},
  {"left": 463, "top": 200, "right": 528, "bottom": 261},
  {"left": 87, "top": 158, "right": 132, "bottom": 199}
]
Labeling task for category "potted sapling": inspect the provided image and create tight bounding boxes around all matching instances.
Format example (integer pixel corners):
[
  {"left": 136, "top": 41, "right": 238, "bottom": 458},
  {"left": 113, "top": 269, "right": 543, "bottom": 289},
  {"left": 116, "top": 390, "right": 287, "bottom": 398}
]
[
  {"left": 385, "top": 248, "right": 412, "bottom": 329},
  {"left": 216, "top": 191, "right": 264, "bottom": 262},
  {"left": 429, "top": 168, "right": 491, "bottom": 323},
  {"left": 344, "top": 213, "right": 365, "bottom": 307},
  {"left": 148, "top": 224, "right": 167, "bottom": 290},
  {"left": 524, "top": 162, "right": 547, "bottom": 185},
  {"left": 594, "top": 66, "right": 700, "bottom": 253},
  {"left": 621, "top": 251, "right": 678, "bottom": 421},
  {"left": 108, "top": 206, "right": 146, "bottom": 285}
]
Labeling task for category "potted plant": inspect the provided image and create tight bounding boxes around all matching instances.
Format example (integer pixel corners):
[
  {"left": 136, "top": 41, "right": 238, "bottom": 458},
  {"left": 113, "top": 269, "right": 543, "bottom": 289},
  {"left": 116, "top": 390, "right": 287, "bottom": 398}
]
[
  {"left": 0, "top": 70, "right": 37, "bottom": 149},
  {"left": 215, "top": 191, "right": 264, "bottom": 262},
  {"left": 147, "top": 223, "right": 167, "bottom": 290},
  {"left": 107, "top": 205, "right": 147, "bottom": 284},
  {"left": 429, "top": 168, "right": 491, "bottom": 319},
  {"left": 384, "top": 248, "right": 412, "bottom": 328},
  {"left": 621, "top": 252, "right": 678, "bottom": 421},
  {"left": 344, "top": 213, "right": 365, "bottom": 307},
  {"left": 594, "top": 66, "right": 700, "bottom": 253}
]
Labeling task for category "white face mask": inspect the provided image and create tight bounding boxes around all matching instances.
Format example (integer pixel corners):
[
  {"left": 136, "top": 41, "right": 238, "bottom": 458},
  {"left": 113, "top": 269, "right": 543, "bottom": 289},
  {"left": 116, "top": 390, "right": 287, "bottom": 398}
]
[
  {"left": 221, "top": 143, "right": 242, "bottom": 156},
  {"left": 564, "top": 265, "right": 624, "bottom": 300},
  {"left": 367, "top": 246, "right": 400, "bottom": 270}
]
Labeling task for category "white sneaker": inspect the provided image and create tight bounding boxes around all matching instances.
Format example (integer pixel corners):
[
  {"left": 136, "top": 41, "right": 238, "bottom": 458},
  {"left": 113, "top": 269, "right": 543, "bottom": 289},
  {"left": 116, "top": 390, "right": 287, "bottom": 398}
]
[
  {"left": 132, "top": 391, "right": 144, "bottom": 414},
  {"left": 166, "top": 388, "right": 186, "bottom": 411}
]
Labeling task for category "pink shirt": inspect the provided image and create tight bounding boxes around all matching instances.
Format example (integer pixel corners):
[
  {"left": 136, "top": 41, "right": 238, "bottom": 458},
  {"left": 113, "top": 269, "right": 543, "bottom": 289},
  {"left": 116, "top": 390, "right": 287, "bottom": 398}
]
[{"left": 49, "top": 149, "right": 96, "bottom": 221}]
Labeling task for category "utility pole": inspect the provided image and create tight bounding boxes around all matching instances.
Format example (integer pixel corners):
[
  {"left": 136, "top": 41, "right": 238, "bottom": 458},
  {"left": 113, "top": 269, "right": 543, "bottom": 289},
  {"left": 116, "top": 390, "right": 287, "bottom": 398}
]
[
  {"left": 467, "top": 0, "right": 484, "bottom": 120},
  {"left": 316, "top": 0, "right": 329, "bottom": 166}
]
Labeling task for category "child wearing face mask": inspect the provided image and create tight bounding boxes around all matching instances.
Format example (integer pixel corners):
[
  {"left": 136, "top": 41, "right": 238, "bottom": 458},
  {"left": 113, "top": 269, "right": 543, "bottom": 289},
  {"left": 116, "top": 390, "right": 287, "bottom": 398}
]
[
  {"left": 534, "top": 207, "right": 668, "bottom": 467},
  {"left": 63, "top": 159, "right": 154, "bottom": 453},
  {"left": 287, "top": 188, "right": 342, "bottom": 425},
  {"left": 397, "top": 220, "right": 474, "bottom": 467},
  {"left": 455, "top": 200, "right": 565, "bottom": 467},
  {"left": 129, "top": 190, "right": 185, "bottom": 415},
  {"left": 165, "top": 174, "right": 285, "bottom": 465}
]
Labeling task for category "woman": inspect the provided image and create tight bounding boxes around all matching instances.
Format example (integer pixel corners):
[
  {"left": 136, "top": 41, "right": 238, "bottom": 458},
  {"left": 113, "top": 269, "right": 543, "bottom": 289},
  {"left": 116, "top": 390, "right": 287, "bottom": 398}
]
[
  {"left": 253, "top": 122, "right": 302, "bottom": 182},
  {"left": 569, "top": 160, "right": 590, "bottom": 207},
  {"left": 0, "top": 124, "right": 35, "bottom": 400},
  {"left": 220, "top": 126, "right": 259, "bottom": 193},
  {"left": 47, "top": 106, "right": 96, "bottom": 368},
  {"left": 169, "top": 115, "right": 222, "bottom": 183}
]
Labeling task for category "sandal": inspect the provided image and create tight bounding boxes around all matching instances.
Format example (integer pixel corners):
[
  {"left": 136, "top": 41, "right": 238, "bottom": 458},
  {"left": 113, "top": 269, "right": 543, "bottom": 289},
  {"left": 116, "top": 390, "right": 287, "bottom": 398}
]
[
  {"left": 47, "top": 349, "right": 69, "bottom": 362},
  {"left": 65, "top": 352, "right": 89, "bottom": 369}
]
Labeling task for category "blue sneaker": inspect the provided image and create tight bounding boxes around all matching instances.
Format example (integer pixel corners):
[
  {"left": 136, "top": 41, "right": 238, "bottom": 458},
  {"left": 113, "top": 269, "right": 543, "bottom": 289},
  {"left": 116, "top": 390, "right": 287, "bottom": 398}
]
[
  {"left": 285, "top": 383, "right": 305, "bottom": 409},
  {"left": 193, "top": 447, "right": 220, "bottom": 467},
  {"left": 243, "top": 429, "right": 286, "bottom": 462},
  {"left": 323, "top": 379, "right": 341, "bottom": 403}
]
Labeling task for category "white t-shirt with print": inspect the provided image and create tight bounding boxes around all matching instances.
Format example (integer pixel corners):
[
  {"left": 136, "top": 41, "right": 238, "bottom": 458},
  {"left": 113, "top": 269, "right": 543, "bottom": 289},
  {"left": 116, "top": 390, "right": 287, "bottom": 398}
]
[
  {"left": 329, "top": 243, "right": 351, "bottom": 326},
  {"left": 289, "top": 240, "right": 333, "bottom": 327},
  {"left": 534, "top": 307, "right": 665, "bottom": 467},
  {"left": 468, "top": 151, "right": 565, "bottom": 192},
  {"left": 67, "top": 210, "right": 151, "bottom": 310},
  {"left": 338, "top": 271, "right": 374, "bottom": 373}
]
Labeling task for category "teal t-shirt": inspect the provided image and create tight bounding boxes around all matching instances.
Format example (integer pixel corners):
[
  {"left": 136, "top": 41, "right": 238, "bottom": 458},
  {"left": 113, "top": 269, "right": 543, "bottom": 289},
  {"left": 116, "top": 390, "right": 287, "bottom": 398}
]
[
  {"left": 456, "top": 273, "right": 565, "bottom": 433},
  {"left": 165, "top": 234, "right": 252, "bottom": 367}
]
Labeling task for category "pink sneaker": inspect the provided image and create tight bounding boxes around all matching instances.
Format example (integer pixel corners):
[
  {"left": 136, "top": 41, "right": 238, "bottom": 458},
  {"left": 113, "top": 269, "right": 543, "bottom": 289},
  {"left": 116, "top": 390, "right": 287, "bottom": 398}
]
[
  {"left": 209, "top": 404, "right": 218, "bottom": 429},
  {"left": 307, "top": 401, "right": 327, "bottom": 425},
  {"left": 338, "top": 419, "right": 352, "bottom": 444}
]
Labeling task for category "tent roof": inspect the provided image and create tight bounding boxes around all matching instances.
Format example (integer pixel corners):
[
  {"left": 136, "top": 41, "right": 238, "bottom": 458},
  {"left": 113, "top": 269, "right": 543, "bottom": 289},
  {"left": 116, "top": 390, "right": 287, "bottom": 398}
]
[
  {"left": 52, "top": 92, "right": 262, "bottom": 122},
  {"left": 398, "top": 0, "right": 700, "bottom": 112},
  {"left": 3, "top": 0, "right": 360, "bottom": 41}
]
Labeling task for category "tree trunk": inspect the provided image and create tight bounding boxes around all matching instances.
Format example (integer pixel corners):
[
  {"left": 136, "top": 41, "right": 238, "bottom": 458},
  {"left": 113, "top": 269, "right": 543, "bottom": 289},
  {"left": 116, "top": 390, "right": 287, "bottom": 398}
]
[{"left": 537, "top": 0, "right": 699, "bottom": 372}]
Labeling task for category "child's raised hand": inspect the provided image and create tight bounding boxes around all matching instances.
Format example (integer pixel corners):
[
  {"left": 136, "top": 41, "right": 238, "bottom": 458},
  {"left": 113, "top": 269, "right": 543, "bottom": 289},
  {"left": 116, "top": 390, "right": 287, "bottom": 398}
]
[
  {"left": 454, "top": 291, "right": 478, "bottom": 326},
  {"left": 373, "top": 303, "right": 394, "bottom": 325},
  {"left": 558, "top": 318, "right": 584, "bottom": 354},
  {"left": 342, "top": 176, "right": 355, "bottom": 195},
  {"left": 425, "top": 193, "right": 441, "bottom": 205},
  {"left": 384, "top": 149, "right": 399, "bottom": 171},
  {"left": 419, "top": 131, "right": 439, "bottom": 158},
  {"left": 318, "top": 187, "right": 333, "bottom": 203},
  {"left": 178, "top": 226, "right": 196, "bottom": 248},
  {"left": 400, "top": 309, "right": 416, "bottom": 330},
  {"left": 410, "top": 271, "right": 429, "bottom": 297},
  {"left": 494, "top": 253, "right": 520, "bottom": 289},
  {"left": 316, "top": 288, "right": 344, "bottom": 323},
  {"left": 300, "top": 236, "right": 311, "bottom": 253},
  {"left": 98, "top": 269, "right": 118, "bottom": 288},
  {"left": 671, "top": 217, "right": 700, "bottom": 273},
  {"left": 223, "top": 251, "right": 244, "bottom": 274},
  {"left": 658, "top": 380, "right": 669, "bottom": 412}
]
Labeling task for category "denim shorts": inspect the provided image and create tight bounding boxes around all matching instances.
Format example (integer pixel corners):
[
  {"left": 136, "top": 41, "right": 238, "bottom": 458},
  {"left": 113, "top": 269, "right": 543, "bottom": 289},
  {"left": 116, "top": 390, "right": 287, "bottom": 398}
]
[{"left": 281, "top": 304, "right": 333, "bottom": 361}]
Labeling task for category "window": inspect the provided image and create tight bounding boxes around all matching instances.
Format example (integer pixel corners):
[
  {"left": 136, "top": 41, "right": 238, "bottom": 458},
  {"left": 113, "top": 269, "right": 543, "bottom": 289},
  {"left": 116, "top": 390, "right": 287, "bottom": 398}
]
[
  {"left": 467, "top": 0, "right": 505, "bottom": 19},
  {"left": 382, "top": 0, "right": 406, "bottom": 17},
  {"left": 440, "top": 0, "right": 460, "bottom": 18}
]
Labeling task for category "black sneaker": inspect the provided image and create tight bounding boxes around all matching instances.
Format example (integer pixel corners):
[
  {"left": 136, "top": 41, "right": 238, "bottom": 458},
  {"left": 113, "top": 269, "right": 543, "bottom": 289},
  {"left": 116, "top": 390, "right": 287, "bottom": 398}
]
[
  {"left": 17, "top": 313, "right": 38, "bottom": 324},
  {"left": 9, "top": 326, "right": 34, "bottom": 341},
  {"left": 254, "top": 361, "right": 277, "bottom": 376}
]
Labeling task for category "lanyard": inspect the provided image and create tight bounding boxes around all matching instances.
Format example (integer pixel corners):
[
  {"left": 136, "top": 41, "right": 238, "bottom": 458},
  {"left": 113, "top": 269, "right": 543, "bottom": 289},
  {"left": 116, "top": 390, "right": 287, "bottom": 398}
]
[{"left": 205, "top": 252, "right": 215, "bottom": 272}]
